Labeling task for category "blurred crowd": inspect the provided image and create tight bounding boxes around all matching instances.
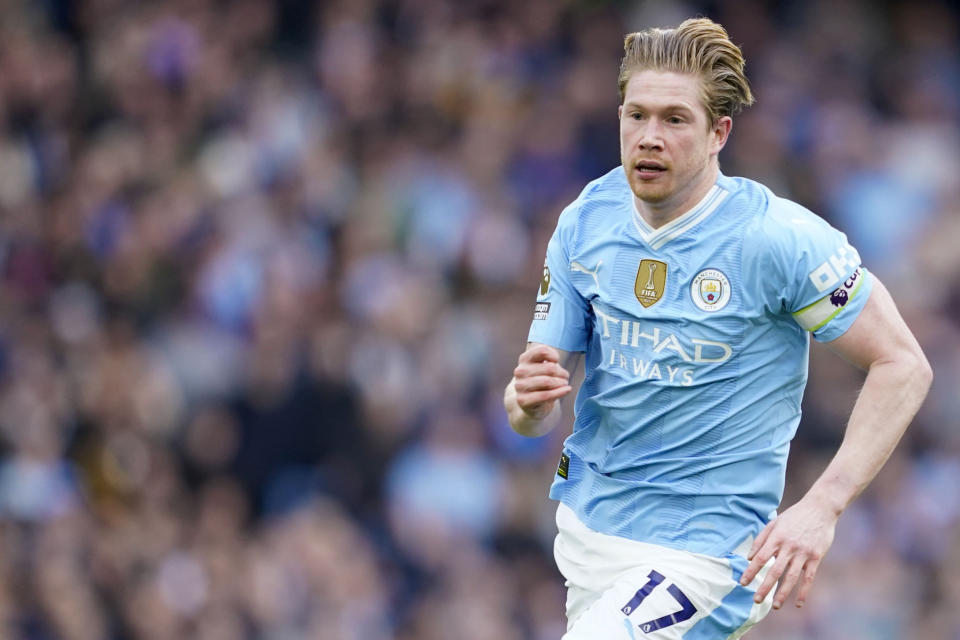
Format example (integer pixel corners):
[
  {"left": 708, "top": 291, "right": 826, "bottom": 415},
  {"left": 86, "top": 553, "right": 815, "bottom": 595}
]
[{"left": 0, "top": 0, "right": 958, "bottom": 638}]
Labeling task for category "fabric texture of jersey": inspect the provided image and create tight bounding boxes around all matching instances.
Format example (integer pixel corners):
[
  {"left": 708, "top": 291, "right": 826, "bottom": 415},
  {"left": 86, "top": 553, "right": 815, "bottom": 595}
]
[{"left": 528, "top": 168, "right": 873, "bottom": 557}]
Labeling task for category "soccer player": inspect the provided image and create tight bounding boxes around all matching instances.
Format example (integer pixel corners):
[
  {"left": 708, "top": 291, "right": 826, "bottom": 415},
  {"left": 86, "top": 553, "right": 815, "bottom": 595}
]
[{"left": 503, "top": 18, "right": 932, "bottom": 639}]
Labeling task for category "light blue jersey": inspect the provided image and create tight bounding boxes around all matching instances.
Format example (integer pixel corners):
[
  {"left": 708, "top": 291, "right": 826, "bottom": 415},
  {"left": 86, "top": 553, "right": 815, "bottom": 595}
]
[{"left": 529, "top": 168, "right": 872, "bottom": 558}]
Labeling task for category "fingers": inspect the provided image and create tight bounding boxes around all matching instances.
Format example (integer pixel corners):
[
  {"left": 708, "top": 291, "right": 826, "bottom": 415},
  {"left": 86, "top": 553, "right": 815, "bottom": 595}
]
[
  {"left": 740, "top": 524, "right": 774, "bottom": 586},
  {"left": 742, "top": 536, "right": 822, "bottom": 610},
  {"left": 517, "top": 386, "right": 572, "bottom": 409},
  {"left": 794, "top": 559, "right": 820, "bottom": 608},
  {"left": 513, "top": 345, "right": 573, "bottom": 417},
  {"left": 747, "top": 521, "right": 772, "bottom": 562},
  {"left": 520, "top": 344, "right": 561, "bottom": 364},
  {"left": 515, "top": 372, "right": 572, "bottom": 408},
  {"left": 514, "top": 361, "right": 569, "bottom": 381},
  {"left": 772, "top": 555, "right": 804, "bottom": 609},
  {"left": 739, "top": 502, "right": 834, "bottom": 611},
  {"left": 753, "top": 547, "right": 787, "bottom": 604},
  {"left": 515, "top": 345, "right": 570, "bottom": 382},
  {"left": 514, "top": 375, "right": 569, "bottom": 393}
]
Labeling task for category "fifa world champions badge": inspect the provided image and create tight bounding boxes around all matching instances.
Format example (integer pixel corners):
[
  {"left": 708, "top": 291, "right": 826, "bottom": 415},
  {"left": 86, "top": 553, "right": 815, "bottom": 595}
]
[{"left": 635, "top": 259, "right": 667, "bottom": 308}]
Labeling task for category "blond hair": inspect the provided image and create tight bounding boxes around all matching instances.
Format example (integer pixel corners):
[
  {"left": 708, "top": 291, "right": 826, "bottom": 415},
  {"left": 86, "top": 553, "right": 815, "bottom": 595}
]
[{"left": 618, "top": 18, "right": 754, "bottom": 123}]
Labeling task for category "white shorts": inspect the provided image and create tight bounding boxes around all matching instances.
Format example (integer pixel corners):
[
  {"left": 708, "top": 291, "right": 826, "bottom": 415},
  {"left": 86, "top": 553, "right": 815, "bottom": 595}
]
[{"left": 554, "top": 503, "right": 775, "bottom": 639}]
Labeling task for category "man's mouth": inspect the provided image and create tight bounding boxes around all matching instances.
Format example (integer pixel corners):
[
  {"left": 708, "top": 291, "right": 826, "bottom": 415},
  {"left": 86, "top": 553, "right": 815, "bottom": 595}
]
[{"left": 635, "top": 161, "right": 666, "bottom": 175}]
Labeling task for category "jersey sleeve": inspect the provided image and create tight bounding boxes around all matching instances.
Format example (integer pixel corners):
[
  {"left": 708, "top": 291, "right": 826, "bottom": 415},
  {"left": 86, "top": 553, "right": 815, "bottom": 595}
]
[
  {"left": 760, "top": 201, "right": 874, "bottom": 342},
  {"left": 527, "top": 203, "right": 591, "bottom": 352}
]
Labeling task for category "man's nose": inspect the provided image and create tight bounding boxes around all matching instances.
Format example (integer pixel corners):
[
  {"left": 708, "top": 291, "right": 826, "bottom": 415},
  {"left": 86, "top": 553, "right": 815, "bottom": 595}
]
[{"left": 638, "top": 120, "right": 664, "bottom": 150}]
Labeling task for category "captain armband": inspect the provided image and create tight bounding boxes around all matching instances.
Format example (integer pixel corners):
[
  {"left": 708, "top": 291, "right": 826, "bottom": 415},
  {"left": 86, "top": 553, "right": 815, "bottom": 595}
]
[{"left": 792, "top": 267, "right": 867, "bottom": 332}]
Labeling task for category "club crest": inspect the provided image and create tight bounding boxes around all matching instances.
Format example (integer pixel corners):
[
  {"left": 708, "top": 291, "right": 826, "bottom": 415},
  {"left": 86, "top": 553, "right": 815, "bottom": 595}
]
[
  {"left": 691, "top": 269, "right": 731, "bottom": 311},
  {"left": 700, "top": 278, "right": 722, "bottom": 303},
  {"left": 635, "top": 259, "right": 667, "bottom": 308}
]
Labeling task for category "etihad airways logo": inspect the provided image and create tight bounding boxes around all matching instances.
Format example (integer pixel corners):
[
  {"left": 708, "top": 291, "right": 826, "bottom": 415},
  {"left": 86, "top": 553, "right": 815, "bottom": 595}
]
[
  {"left": 593, "top": 305, "right": 733, "bottom": 386},
  {"left": 594, "top": 306, "right": 732, "bottom": 363}
]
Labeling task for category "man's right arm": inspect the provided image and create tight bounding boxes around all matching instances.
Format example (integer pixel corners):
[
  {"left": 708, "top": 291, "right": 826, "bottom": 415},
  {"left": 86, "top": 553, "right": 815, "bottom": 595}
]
[{"left": 504, "top": 343, "right": 581, "bottom": 437}]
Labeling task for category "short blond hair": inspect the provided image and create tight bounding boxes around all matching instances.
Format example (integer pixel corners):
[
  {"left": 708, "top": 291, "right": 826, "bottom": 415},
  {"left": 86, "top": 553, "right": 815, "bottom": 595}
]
[{"left": 618, "top": 18, "right": 754, "bottom": 123}]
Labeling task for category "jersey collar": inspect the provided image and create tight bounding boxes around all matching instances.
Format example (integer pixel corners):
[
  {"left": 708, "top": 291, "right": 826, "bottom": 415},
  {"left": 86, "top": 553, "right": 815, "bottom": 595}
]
[{"left": 631, "top": 180, "right": 730, "bottom": 250}]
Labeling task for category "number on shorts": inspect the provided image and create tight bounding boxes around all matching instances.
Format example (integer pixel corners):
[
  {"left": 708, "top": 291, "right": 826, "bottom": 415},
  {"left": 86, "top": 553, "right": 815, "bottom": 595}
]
[{"left": 620, "top": 569, "right": 697, "bottom": 633}]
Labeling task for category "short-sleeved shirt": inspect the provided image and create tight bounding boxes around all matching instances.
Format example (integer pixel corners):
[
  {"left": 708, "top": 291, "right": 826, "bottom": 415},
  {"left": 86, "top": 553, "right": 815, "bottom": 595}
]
[{"left": 528, "top": 168, "right": 871, "bottom": 557}]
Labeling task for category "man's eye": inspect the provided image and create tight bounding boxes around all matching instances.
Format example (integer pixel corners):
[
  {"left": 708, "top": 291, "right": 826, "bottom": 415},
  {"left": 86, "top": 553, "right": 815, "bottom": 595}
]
[
  {"left": 667, "top": 116, "right": 684, "bottom": 124},
  {"left": 631, "top": 113, "right": 644, "bottom": 120}
]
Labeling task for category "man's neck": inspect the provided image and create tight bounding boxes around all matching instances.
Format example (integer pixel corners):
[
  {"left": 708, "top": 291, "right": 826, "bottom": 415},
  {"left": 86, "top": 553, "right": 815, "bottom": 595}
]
[{"left": 634, "top": 164, "right": 719, "bottom": 230}]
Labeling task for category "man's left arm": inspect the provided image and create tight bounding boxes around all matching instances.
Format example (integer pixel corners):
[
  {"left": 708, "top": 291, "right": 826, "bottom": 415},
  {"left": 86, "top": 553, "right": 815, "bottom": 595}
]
[{"left": 740, "top": 276, "right": 932, "bottom": 609}]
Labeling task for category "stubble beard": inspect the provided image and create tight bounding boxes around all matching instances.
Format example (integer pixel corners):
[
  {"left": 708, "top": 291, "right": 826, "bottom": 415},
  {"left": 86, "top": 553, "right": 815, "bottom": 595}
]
[
  {"left": 624, "top": 164, "right": 673, "bottom": 205},
  {"left": 630, "top": 178, "right": 671, "bottom": 204},
  {"left": 622, "top": 149, "right": 675, "bottom": 205},
  {"left": 629, "top": 152, "right": 713, "bottom": 209}
]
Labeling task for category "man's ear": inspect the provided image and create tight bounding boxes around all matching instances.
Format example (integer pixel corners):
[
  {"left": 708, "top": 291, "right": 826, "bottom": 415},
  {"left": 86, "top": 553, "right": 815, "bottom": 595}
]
[
  {"left": 711, "top": 116, "right": 733, "bottom": 154},
  {"left": 618, "top": 104, "right": 623, "bottom": 120}
]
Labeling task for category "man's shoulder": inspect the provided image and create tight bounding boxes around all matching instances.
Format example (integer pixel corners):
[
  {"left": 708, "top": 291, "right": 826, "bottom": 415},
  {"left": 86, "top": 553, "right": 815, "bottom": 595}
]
[
  {"left": 723, "top": 176, "right": 832, "bottom": 242},
  {"left": 568, "top": 167, "right": 629, "bottom": 209},
  {"left": 716, "top": 174, "right": 772, "bottom": 220},
  {"left": 556, "top": 167, "right": 631, "bottom": 233},
  {"left": 731, "top": 178, "right": 855, "bottom": 287}
]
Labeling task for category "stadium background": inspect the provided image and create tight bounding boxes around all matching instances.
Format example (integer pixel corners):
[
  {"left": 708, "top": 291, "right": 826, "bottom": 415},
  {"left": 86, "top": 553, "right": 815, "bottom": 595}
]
[{"left": 0, "top": 0, "right": 958, "bottom": 638}]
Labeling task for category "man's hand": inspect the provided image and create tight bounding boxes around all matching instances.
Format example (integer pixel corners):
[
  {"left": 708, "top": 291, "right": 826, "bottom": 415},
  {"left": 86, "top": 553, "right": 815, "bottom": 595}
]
[
  {"left": 514, "top": 344, "right": 572, "bottom": 418},
  {"left": 739, "top": 496, "right": 840, "bottom": 610},
  {"left": 504, "top": 343, "right": 577, "bottom": 436}
]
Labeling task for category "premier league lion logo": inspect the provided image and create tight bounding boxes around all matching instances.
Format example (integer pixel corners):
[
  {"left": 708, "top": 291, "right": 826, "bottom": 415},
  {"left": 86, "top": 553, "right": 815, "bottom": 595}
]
[{"left": 830, "top": 288, "right": 848, "bottom": 307}]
